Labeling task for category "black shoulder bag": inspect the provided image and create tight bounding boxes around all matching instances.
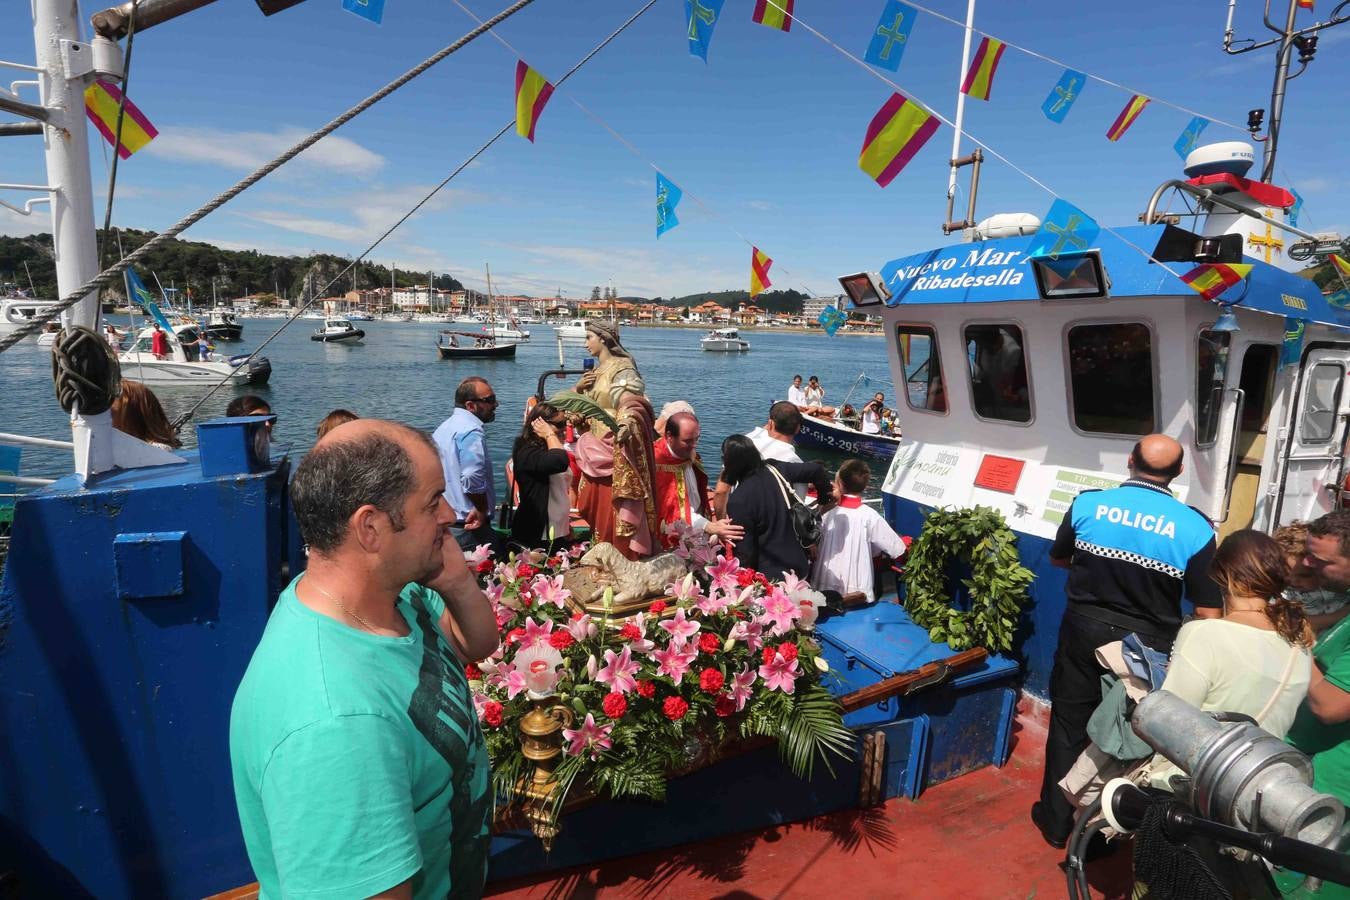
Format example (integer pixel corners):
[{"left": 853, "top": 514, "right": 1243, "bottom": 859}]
[{"left": 766, "top": 464, "right": 821, "bottom": 548}]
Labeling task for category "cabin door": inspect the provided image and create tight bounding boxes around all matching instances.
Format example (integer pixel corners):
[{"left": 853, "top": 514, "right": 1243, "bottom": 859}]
[{"left": 1274, "top": 348, "right": 1350, "bottom": 526}]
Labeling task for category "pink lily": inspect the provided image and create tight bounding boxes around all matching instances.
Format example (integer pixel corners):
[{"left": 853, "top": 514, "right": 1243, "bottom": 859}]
[
  {"left": 532, "top": 574, "right": 572, "bottom": 609},
  {"left": 465, "top": 543, "right": 494, "bottom": 567},
  {"left": 520, "top": 617, "right": 555, "bottom": 649},
  {"left": 706, "top": 554, "right": 743, "bottom": 593},
  {"left": 471, "top": 691, "right": 491, "bottom": 718},
  {"left": 562, "top": 713, "right": 614, "bottom": 760},
  {"left": 484, "top": 582, "right": 506, "bottom": 604},
  {"left": 585, "top": 653, "right": 599, "bottom": 682},
  {"left": 758, "top": 586, "right": 802, "bottom": 637},
  {"left": 566, "top": 613, "right": 597, "bottom": 642},
  {"left": 728, "top": 619, "right": 764, "bottom": 653},
  {"left": 494, "top": 559, "right": 521, "bottom": 585},
  {"left": 695, "top": 587, "right": 730, "bottom": 616},
  {"left": 758, "top": 651, "right": 800, "bottom": 694},
  {"left": 596, "top": 646, "right": 640, "bottom": 695},
  {"left": 497, "top": 662, "right": 528, "bottom": 700},
  {"left": 729, "top": 666, "right": 757, "bottom": 711},
  {"left": 652, "top": 638, "right": 698, "bottom": 685},
  {"left": 625, "top": 613, "right": 655, "bottom": 653},
  {"left": 658, "top": 607, "right": 700, "bottom": 643},
  {"left": 665, "top": 572, "right": 702, "bottom": 604}
]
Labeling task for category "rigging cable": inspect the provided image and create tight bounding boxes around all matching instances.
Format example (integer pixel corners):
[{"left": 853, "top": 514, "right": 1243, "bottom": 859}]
[
  {"left": 168, "top": 0, "right": 660, "bottom": 430},
  {"left": 0, "top": 0, "right": 540, "bottom": 355}
]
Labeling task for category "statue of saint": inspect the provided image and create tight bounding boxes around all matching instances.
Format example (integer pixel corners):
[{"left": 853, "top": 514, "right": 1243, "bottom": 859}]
[{"left": 571, "top": 322, "right": 659, "bottom": 559}]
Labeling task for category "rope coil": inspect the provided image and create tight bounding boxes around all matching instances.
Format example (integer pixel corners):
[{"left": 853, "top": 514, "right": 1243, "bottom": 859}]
[{"left": 51, "top": 326, "right": 121, "bottom": 416}]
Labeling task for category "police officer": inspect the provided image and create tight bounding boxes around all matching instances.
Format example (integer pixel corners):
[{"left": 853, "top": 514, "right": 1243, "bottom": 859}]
[{"left": 1031, "top": 433, "right": 1222, "bottom": 848}]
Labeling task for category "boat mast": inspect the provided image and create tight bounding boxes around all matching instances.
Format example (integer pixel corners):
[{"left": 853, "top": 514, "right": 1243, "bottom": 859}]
[{"left": 943, "top": 0, "right": 977, "bottom": 241}]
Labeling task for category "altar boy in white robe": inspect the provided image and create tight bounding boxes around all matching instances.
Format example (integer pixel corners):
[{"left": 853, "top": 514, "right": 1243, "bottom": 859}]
[{"left": 812, "top": 460, "right": 907, "bottom": 602}]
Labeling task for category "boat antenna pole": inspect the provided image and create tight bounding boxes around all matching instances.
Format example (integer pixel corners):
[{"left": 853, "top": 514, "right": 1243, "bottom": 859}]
[
  {"left": 1221, "top": 0, "right": 1349, "bottom": 183},
  {"left": 942, "top": 0, "right": 983, "bottom": 239}
]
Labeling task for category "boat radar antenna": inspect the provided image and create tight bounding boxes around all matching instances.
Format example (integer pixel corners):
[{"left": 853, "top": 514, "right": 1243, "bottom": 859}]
[
  {"left": 1222, "top": 0, "right": 1349, "bottom": 183},
  {"left": 942, "top": 0, "right": 984, "bottom": 240}
]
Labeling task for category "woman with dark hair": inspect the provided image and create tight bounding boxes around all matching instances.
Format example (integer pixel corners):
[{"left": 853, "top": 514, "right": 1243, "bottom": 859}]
[
  {"left": 510, "top": 402, "right": 573, "bottom": 549},
  {"left": 111, "top": 380, "right": 182, "bottom": 449},
  {"left": 721, "top": 433, "right": 833, "bottom": 582},
  {"left": 1148, "top": 528, "right": 1313, "bottom": 788}
]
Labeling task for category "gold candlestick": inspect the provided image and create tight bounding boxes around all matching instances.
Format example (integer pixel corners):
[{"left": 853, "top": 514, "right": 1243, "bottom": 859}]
[{"left": 517, "top": 695, "right": 573, "bottom": 851}]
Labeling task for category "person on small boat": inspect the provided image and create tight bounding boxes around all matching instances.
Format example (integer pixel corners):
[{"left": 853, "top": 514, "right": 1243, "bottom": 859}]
[
  {"left": 654, "top": 411, "right": 743, "bottom": 546},
  {"left": 111, "top": 380, "right": 181, "bottom": 449},
  {"left": 196, "top": 332, "right": 214, "bottom": 362},
  {"left": 802, "top": 375, "right": 836, "bottom": 418},
  {"left": 230, "top": 419, "right": 496, "bottom": 900},
  {"left": 433, "top": 376, "right": 505, "bottom": 556},
  {"left": 150, "top": 323, "right": 169, "bottom": 360},
  {"left": 812, "top": 460, "right": 905, "bottom": 603},
  {"left": 572, "top": 321, "right": 659, "bottom": 560},
  {"left": 787, "top": 374, "right": 807, "bottom": 407},
  {"left": 509, "top": 403, "right": 573, "bottom": 550},
  {"left": 720, "top": 434, "right": 832, "bottom": 582},
  {"left": 860, "top": 393, "right": 885, "bottom": 435},
  {"left": 1032, "top": 434, "right": 1222, "bottom": 850}
]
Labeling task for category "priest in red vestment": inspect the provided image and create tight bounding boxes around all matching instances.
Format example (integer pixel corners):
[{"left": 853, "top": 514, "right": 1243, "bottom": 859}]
[{"left": 653, "top": 412, "right": 743, "bottom": 546}]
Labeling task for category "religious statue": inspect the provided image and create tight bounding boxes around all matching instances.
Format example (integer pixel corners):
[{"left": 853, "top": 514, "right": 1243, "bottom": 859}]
[{"left": 570, "top": 322, "right": 659, "bottom": 559}]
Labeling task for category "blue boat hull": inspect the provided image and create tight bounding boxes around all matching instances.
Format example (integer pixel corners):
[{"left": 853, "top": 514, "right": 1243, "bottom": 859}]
[{"left": 794, "top": 415, "right": 900, "bottom": 460}]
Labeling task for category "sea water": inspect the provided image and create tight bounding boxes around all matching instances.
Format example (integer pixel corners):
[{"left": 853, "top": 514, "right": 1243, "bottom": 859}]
[{"left": 0, "top": 319, "right": 892, "bottom": 489}]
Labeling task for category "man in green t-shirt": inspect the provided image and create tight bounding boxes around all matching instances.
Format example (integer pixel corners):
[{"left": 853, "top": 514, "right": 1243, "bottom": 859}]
[{"left": 230, "top": 419, "right": 500, "bottom": 899}]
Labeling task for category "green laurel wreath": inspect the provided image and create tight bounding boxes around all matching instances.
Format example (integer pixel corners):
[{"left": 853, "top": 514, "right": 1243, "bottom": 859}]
[{"left": 902, "top": 506, "right": 1033, "bottom": 653}]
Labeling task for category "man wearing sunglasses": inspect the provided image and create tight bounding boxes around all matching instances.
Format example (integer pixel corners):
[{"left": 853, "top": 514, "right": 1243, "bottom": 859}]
[{"left": 433, "top": 376, "right": 505, "bottom": 555}]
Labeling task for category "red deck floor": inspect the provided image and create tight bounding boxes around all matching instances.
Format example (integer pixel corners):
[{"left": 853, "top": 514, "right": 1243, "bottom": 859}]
[{"left": 486, "top": 705, "right": 1133, "bottom": 900}]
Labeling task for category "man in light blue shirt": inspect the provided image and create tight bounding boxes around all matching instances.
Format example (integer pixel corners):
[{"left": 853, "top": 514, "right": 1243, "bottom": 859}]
[{"left": 433, "top": 376, "right": 504, "bottom": 554}]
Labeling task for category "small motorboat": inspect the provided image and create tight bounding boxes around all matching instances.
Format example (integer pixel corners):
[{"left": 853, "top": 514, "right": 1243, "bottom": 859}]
[
  {"left": 202, "top": 306, "right": 243, "bottom": 342},
  {"left": 794, "top": 411, "right": 900, "bottom": 460},
  {"left": 482, "top": 323, "right": 530, "bottom": 341},
  {"left": 437, "top": 331, "right": 518, "bottom": 359},
  {"left": 555, "top": 318, "right": 588, "bottom": 340},
  {"left": 701, "top": 327, "right": 750, "bottom": 352},
  {"left": 311, "top": 317, "right": 365, "bottom": 343}
]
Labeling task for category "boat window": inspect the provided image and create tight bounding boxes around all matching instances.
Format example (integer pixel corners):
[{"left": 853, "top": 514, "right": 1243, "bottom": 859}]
[
  {"left": 964, "top": 324, "right": 1030, "bottom": 423},
  {"left": 1237, "top": 344, "right": 1278, "bottom": 433},
  {"left": 895, "top": 324, "right": 947, "bottom": 414},
  {"left": 1067, "top": 322, "right": 1155, "bottom": 435},
  {"left": 1299, "top": 362, "right": 1344, "bottom": 444},
  {"left": 1195, "top": 329, "right": 1232, "bottom": 447}
]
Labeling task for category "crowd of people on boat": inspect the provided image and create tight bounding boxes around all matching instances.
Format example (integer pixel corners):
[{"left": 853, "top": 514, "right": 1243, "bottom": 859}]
[
  {"left": 786, "top": 373, "right": 897, "bottom": 435},
  {"left": 1032, "top": 433, "right": 1350, "bottom": 894}
]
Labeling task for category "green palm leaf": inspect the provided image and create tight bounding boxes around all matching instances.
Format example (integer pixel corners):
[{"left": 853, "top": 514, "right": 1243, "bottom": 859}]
[
  {"left": 775, "top": 684, "right": 855, "bottom": 779},
  {"left": 547, "top": 390, "right": 619, "bottom": 434}
]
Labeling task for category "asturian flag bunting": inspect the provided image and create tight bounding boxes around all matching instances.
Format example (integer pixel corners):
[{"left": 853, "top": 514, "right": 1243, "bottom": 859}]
[
  {"left": 1180, "top": 263, "right": 1254, "bottom": 301},
  {"left": 1288, "top": 189, "right": 1304, "bottom": 228},
  {"left": 84, "top": 80, "right": 158, "bottom": 159},
  {"left": 960, "top": 37, "right": 1006, "bottom": 101},
  {"left": 818, "top": 303, "right": 848, "bottom": 336},
  {"left": 1027, "top": 199, "right": 1100, "bottom": 260},
  {"left": 1173, "top": 116, "right": 1209, "bottom": 159},
  {"left": 1280, "top": 317, "right": 1306, "bottom": 368},
  {"left": 514, "top": 61, "right": 555, "bottom": 142},
  {"left": 1106, "top": 94, "right": 1150, "bottom": 141},
  {"left": 750, "top": 247, "right": 773, "bottom": 297},
  {"left": 342, "top": 0, "right": 385, "bottom": 24},
  {"left": 863, "top": 1, "right": 918, "bottom": 72},
  {"left": 858, "top": 93, "right": 939, "bottom": 188},
  {"left": 751, "top": 0, "right": 793, "bottom": 32},
  {"left": 1041, "top": 69, "right": 1084, "bottom": 123},
  {"left": 657, "top": 173, "right": 682, "bottom": 238},
  {"left": 685, "top": 0, "right": 726, "bottom": 61}
]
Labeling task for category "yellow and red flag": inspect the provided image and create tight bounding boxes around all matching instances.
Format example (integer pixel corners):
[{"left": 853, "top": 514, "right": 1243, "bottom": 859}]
[
  {"left": 1331, "top": 254, "right": 1350, "bottom": 278},
  {"left": 514, "top": 60, "right": 555, "bottom": 143},
  {"left": 750, "top": 247, "right": 773, "bottom": 297},
  {"left": 84, "top": 79, "right": 157, "bottom": 159},
  {"left": 751, "top": 0, "right": 793, "bottom": 32},
  {"left": 859, "top": 93, "right": 939, "bottom": 188},
  {"left": 960, "top": 37, "right": 1006, "bottom": 101},
  {"left": 1298, "top": 0, "right": 1314, "bottom": 9},
  {"left": 1180, "top": 263, "right": 1253, "bottom": 301},
  {"left": 1106, "top": 94, "right": 1150, "bottom": 141}
]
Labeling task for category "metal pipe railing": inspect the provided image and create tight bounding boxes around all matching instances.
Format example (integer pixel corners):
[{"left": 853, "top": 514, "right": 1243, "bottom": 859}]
[
  {"left": 0, "top": 432, "right": 75, "bottom": 450},
  {"left": 1143, "top": 179, "right": 1322, "bottom": 241}
]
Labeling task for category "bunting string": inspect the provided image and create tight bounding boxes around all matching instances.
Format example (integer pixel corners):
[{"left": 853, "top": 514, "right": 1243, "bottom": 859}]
[{"left": 450, "top": 0, "right": 828, "bottom": 299}]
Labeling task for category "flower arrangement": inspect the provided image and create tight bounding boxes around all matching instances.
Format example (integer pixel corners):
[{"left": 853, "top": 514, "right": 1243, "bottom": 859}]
[{"left": 465, "top": 525, "right": 853, "bottom": 837}]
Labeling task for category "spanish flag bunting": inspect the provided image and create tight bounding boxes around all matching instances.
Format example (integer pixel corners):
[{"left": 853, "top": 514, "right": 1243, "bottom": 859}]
[
  {"left": 859, "top": 93, "right": 939, "bottom": 188},
  {"left": 1180, "top": 263, "right": 1253, "bottom": 301},
  {"left": 750, "top": 247, "right": 773, "bottom": 297},
  {"left": 1331, "top": 254, "right": 1350, "bottom": 279},
  {"left": 84, "top": 79, "right": 157, "bottom": 159},
  {"left": 1106, "top": 94, "right": 1150, "bottom": 141},
  {"left": 1298, "top": 0, "right": 1313, "bottom": 9},
  {"left": 751, "top": 0, "right": 792, "bottom": 32},
  {"left": 514, "top": 60, "right": 555, "bottom": 143},
  {"left": 960, "top": 37, "right": 1006, "bottom": 101}
]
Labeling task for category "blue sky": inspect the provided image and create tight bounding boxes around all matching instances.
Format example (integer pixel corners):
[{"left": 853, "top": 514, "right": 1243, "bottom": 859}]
[{"left": 3, "top": 0, "right": 1347, "bottom": 299}]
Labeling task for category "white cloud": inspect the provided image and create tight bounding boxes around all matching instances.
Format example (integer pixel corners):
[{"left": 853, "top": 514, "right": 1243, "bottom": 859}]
[
  {"left": 146, "top": 126, "right": 385, "bottom": 176},
  {"left": 243, "top": 211, "right": 369, "bottom": 243},
  {"left": 748, "top": 200, "right": 775, "bottom": 211}
]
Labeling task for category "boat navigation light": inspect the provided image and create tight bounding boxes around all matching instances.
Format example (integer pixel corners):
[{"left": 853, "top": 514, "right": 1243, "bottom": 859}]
[
  {"left": 837, "top": 272, "right": 891, "bottom": 308},
  {"left": 1029, "top": 251, "right": 1109, "bottom": 301},
  {"left": 1211, "top": 304, "right": 1241, "bottom": 333}
]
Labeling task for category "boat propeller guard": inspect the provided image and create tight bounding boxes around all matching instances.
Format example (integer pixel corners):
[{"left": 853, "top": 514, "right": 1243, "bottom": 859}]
[{"left": 51, "top": 325, "right": 121, "bottom": 416}]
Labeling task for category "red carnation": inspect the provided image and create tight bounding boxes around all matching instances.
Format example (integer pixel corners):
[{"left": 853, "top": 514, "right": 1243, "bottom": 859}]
[
  {"left": 619, "top": 623, "right": 642, "bottom": 642},
  {"left": 662, "top": 696, "right": 689, "bottom": 720},
  {"left": 517, "top": 564, "right": 538, "bottom": 579},
  {"left": 648, "top": 600, "right": 668, "bottom": 615},
  {"left": 635, "top": 679, "right": 657, "bottom": 699},
  {"left": 762, "top": 646, "right": 777, "bottom": 665},
  {"left": 518, "top": 589, "right": 534, "bottom": 607},
  {"left": 699, "top": 667, "right": 725, "bottom": 693},
  {"left": 570, "top": 611, "right": 585, "bottom": 621},
  {"left": 602, "top": 691, "right": 628, "bottom": 720},
  {"left": 549, "top": 630, "right": 575, "bottom": 650},
  {"left": 475, "top": 560, "right": 494, "bottom": 574},
  {"left": 778, "top": 642, "right": 799, "bottom": 662},
  {"left": 506, "top": 627, "right": 526, "bottom": 645},
  {"left": 465, "top": 663, "right": 482, "bottom": 682},
  {"left": 482, "top": 701, "right": 504, "bottom": 728},
  {"left": 715, "top": 693, "right": 736, "bottom": 718},
  {"left": 753, "top": 572, "right": 771, "bottom": 588},
  {"left": 736, "top": 569, "right": 756, "bottom": 587},
  {"left": 698, "top": 632, "right": 721, "bottom": 655}
]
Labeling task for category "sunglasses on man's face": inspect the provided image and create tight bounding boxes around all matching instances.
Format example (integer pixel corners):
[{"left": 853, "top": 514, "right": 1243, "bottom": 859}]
[{"left": 473, "top": 394, "right": 498, "bottom": 405}]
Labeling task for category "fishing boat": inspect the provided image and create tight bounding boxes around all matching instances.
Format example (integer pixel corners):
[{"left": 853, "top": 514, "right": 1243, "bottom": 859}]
[
  {"left": 200, "top": 306, "right": 243, "bottom": 342},
  {"left": 554, "top": 318, "right": 589, "bottom": 339},
  {"left": 310, "top": 316, "right": 365, "bottom": 343},
  {"left": 0, "top": 296, "right": 60, "bottom": 336},
  {"left": 796, "top": 411, "right": 901, "bottom": 459},
  {"left": 700, "top": 326, "right": 750, "bottom": 351},
  {"left": 436, "top": 330, "right": 518, "bottom": 359},
  {"left": 345, "top": 310, "right": 374, "bottom": 322}
]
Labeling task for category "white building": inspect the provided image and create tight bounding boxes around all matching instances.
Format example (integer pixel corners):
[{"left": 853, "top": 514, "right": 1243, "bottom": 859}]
[
  {"left": 801, "top": 295, "right": 845, "bottom": 325},
  {"left": 392, "top": 285, "right": 454, "bottom": 309}
]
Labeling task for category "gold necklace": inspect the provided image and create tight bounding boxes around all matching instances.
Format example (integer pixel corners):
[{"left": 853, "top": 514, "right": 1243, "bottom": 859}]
[{"left": 307, "top": 579, "right": 379, "bottom": 634}]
